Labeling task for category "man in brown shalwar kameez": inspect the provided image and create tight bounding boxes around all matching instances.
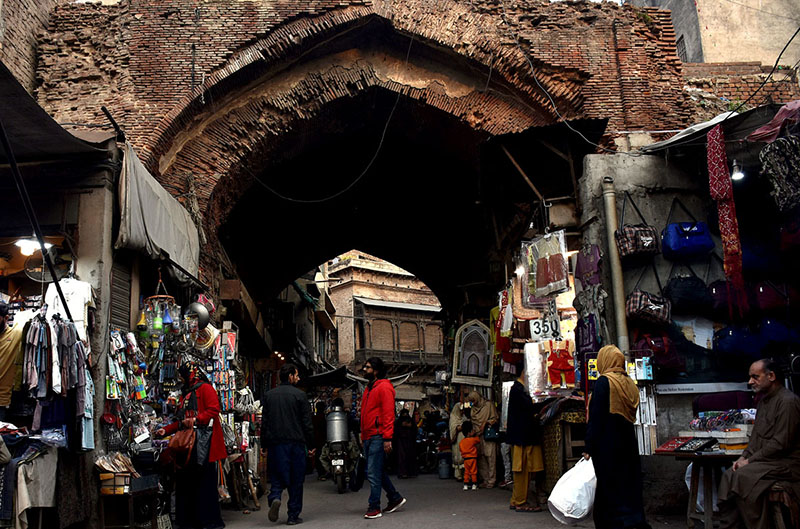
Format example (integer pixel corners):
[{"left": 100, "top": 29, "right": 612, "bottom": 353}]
[{"left": 718, "top": 358, "right": 800, "bottom": 529}]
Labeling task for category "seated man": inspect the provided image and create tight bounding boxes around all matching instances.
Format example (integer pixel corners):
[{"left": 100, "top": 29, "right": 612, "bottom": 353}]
[{"left": 718, "top": 358, "right": 800, "bottom": 529}]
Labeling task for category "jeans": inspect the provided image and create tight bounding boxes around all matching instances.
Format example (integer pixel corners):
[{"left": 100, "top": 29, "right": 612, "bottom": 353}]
[
  {"left": 267, "top": 442, "right": 307, "bottom": 519},
  {"left": 364, "top": 435, "right": 401, "bottom": 511}
]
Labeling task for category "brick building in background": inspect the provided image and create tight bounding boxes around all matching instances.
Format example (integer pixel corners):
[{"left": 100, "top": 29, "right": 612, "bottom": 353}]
[{"left": 328, "top": 250, "right": 444, "bottom": 393}]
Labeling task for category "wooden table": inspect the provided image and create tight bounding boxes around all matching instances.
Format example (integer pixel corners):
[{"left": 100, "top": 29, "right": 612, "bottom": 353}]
[{"left": 657, "top": 452, "right": 738, "bottom": 529}]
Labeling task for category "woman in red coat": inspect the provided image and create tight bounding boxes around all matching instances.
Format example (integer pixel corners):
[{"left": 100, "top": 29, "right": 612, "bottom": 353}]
[{"left": 157, "top": 362, "right": 226, "bottom": 529}]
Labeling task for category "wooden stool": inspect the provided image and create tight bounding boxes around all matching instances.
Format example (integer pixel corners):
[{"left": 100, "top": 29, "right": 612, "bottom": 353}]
[
  {"left": 768, "top": 483, "right": 799, "bottom": 529},
  {"left": 561, "top": 422, "right": 586, "bottom": 470}
]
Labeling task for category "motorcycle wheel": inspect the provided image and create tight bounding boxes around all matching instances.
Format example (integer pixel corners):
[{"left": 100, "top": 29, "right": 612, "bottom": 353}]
[{"left": 336, "top": 473, "right": 347, "bottom": 494}]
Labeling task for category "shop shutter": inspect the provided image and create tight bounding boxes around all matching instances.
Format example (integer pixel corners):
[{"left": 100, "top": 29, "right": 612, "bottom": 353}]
[
  {"left": 398, "top": 322, "right": 420, "bottom": 351},
  {"left": 110, "top": 260, "right": 132, "bottom": 330},
  {"left": 424, "top": 323, "right": 443, "bottom": 353}
]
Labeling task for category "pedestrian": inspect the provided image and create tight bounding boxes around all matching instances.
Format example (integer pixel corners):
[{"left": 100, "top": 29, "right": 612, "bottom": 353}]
[
  {"left": 506, "top": 369, "right": 544, "bottom": 513},
  {"left": 458, "top": 420, "right": 480, "bottom": 490},
  {"left": 718, "top": 358, "right": 800, "bottom": 529},
  {"left": 583, "top": 345, "right": 651, "bottom": 529},
  {"left": 449, "top": 402, "right": 467, "bottom": 480},
  {"left": 466, "top": 391, "right": 499, "bottom": 488},
  {"left": 156, "top": 362, "right": 226, "bottom": 529},
  {"left": 360, "top": 357, "right": 406, "bottom": 519},
  {"left": 394, "top": 409, "right": 417, "bottom": 478},
  {"left": 261, "top": 364, "right": 315, "bottom": 526}
]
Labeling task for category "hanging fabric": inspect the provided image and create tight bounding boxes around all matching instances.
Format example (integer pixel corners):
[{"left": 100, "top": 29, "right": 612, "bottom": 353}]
[
  {"left": 522, "top": 230, "right": 569, "bottom": 300},
  {"left": 759, "top": 135, "right": 800, "bottom": 213},
  {"left": 706, "top": 124, "right": 748, "bottom": 318}
]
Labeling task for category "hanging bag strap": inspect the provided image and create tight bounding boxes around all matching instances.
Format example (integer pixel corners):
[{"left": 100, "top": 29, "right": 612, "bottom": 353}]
[
  {"left": 619, "top": 191, "right": 651, "bottom": 230},
  {"left": 632, "top": 263, "right": 665, "bottom": 295},
  {"left": 664, "top": 197, "right": 701, "bottom": 235}
]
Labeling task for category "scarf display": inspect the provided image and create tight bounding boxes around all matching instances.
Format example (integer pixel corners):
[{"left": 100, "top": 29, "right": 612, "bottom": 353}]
[
  {"left": 593, "top": 345, "right": 638, "bottom": 424},
  {"left": 706, "top": 125, "right": 748, "bottom": 318}
]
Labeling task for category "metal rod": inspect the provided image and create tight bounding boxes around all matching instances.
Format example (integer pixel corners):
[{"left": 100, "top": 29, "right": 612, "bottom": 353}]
[
  {"left": 100, "top": 106, "right": 126, "bottom": 142},
  {"left": 602, "top": 177, "right": 629, "bottom": 355},
  {"left": 166, "top": 257, "right": 210, "bottom": 292},
  {"left": 0, "top": 118, "right": 73, "bottom": 322},
  {"left": 501, "top": 145, "right": 545, "bottom": 201}
]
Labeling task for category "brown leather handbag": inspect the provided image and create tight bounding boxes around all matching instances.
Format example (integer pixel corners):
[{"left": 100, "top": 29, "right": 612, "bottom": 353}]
[{"left": 168, "top": 427, "right": 196, "bottom": 468}]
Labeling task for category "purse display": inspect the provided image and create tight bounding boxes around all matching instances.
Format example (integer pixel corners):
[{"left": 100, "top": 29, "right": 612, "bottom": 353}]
[
  {"left": 661, "top": 198, "right": 715, "bottom": 260},
  {"left": 615, "top": 192, "right": 660, "bottom": 259},
  {"left": 626, "top": 264, "right": 671, "bottom": 326}
]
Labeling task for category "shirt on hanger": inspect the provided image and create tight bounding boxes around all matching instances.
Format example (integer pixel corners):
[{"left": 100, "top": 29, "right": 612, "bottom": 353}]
[{"left": 44, "top": 279, "right": 95, "bottom": 341}]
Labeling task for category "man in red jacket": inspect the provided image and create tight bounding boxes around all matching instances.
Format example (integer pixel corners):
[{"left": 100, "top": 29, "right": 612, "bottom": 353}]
[{"left": 361, "top": 357, "right": 406, "bottom": 519}]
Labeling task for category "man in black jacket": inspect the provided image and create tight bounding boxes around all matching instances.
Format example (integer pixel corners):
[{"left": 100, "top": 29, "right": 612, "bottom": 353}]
[
  {"left": 261, "top": 364, "right": 315, "bottom": 525},
  {"left": 506, "top": 370, "right": 545, "bottom": 512}
]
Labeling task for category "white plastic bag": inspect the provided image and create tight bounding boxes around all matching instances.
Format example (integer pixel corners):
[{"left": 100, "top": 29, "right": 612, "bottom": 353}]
[{"left": 547, "top": 457, "right": 597, "bottom": 525}]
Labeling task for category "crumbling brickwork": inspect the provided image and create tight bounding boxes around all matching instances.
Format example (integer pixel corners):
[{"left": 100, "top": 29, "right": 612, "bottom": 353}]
[
  {"left": 0, "top": 0, "right": 65, "bottom": 92},
  {"left": 31, "top": 0, "right": 703, "bottom": 284},
  {"left": 684, "top": 62, "right": 800, "bottom": 108}
]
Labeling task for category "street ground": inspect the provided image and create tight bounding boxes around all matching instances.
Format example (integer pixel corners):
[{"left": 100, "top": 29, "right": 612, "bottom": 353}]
[{"left": 220, "top": 474, "right": 688, "bottom": 529}]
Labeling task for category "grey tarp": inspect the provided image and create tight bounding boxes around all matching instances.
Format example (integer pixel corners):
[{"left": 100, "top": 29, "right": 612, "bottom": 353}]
[{"left": 115, "top": 142, "right": 199, "bottom": 279}]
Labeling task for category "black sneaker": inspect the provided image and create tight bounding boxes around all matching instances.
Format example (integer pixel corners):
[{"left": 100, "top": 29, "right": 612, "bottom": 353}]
[
  {"left": 268, "top": 499, "right": 281, "bottom": 522},
  {"left": 287, "top": 517, "right": 303, "bottom": 525},
  {"left": 384, "top": 497, "right": 406, "bottom": 513}
]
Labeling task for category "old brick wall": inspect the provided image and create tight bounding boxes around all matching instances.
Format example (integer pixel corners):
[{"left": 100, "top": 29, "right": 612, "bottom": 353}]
[
  {"left": 0, "top": 0, "right": 65, "bottom": 92},
  {"left": 684, "top": 62, "right": 800, "bottom": 108},
  {"left": 32, "top": 0, "right": 698, "bottom": 286}
]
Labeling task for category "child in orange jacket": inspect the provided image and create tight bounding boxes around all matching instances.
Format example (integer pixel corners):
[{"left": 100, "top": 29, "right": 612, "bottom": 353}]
[{"left": 458, "top": 421, "right": 481, "bottom": 490}]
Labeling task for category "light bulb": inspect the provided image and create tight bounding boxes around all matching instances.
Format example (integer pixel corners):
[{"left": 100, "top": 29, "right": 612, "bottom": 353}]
[
  {"left": 14, "top": 237, "right": 52, "bottom": 256},
  {"left": 731, "top": 159, "right": 745, "bottom": 181}
]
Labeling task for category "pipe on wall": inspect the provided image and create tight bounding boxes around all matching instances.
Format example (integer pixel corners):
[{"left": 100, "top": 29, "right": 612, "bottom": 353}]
[{"left": 601, "top": 177, "right": 630, "bottom": 355}]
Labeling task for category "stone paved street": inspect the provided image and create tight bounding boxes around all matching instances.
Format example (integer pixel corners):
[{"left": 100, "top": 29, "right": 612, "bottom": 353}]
[{"left": 220, "top": 474, "right": 687, "bottom": 529}]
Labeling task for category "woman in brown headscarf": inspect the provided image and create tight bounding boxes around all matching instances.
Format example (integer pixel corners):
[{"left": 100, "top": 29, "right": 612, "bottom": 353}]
[
  {"left": 583, "top": 345, "right": 651, "bottom": 529},
  {"left": 467, "top": 391, "right": 500, "bottom": 488}
]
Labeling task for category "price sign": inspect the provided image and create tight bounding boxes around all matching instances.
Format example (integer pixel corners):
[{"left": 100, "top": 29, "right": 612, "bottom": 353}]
[{"left": 529, "top": 313, "right": 561, "bottom": 341}]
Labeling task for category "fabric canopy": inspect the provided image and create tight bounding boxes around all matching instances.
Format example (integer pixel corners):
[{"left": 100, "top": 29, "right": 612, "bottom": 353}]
[{"left": 115, "top": 142, "right": 200, "bottom": 279}]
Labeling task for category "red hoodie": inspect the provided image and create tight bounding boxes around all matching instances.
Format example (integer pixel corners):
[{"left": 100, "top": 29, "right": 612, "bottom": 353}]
[{"left": 360, "top": 378, "right": 395, "bottom": 440}]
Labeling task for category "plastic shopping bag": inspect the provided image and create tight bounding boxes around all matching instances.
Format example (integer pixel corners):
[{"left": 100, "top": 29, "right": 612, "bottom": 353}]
[{"left": 547, "top": 457, "right": 597, "bottom": 525}]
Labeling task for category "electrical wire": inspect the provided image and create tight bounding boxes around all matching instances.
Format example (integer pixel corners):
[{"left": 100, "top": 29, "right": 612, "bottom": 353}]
[
  {"left": 721, "top": 25, "right": 800, "bottom": 121},
  {"left": 718, "top": 0, "right": 800, "bottom": 22},
  {"left": 248, "top": 17, "right": 417, "bottom": 204}
]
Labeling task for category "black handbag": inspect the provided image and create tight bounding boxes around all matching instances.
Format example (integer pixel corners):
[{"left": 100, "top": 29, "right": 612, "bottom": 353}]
[
  {"left": 194, "top": 424, "right": 213, "bottom": 466},
  {"left": 664, "top": 263, "right": 712, "bottom": 315},
  {"left": 484, "top": 423, "right": 500, "bottom": 442}
]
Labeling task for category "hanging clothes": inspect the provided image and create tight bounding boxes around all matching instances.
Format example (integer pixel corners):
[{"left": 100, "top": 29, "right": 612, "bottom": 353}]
[
  {"left": 759, "top": 135, "right": 800, "bottom": 213},
  {"left": 544, "top": 340, "right": 575, "bottom": 388},
  {"left": 707, "top": 125, "right": 748, "bottom": 318},
  {"left": 574, "top": 243, "right": 602, "bottom": 289},
  {"left": 44, "top": 278, "right": 95, "bottom": 342},
  {"left": 523, "top": 230, "right": 569, "bottom": 299}
]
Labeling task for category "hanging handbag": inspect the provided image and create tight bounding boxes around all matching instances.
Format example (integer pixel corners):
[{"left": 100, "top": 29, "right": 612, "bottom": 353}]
[
  {"left": 168, "top": 427, "right": 196, "bottom": 468},
  {"left": 714, "top": 326, "right": 764, "bottom": 356},
  {"left": 631, "top": 330, "right": 682, "bottom": 371},
  {"left": 626, "top": 264, "right": 671, "bottom": 326},
  {"left": 752, "top": 281, "right": 795, "bottom": 313},
  {"left": 661, "top": 198, "right": 715, "bottom": 260},
  {"left": 484, "top": 423, "right": 500, "bottom": 442},
  {"left": 194, "top": 423, "right": 214, "bottom": 466},
  {"left": 663, "top": 263, "right": 712, "bottom": 315},
  {"left": 615, "top": 192, "right": 660, "bottom": 259}
]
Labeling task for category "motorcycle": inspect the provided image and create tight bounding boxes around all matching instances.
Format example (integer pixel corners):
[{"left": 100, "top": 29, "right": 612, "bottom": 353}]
[{"left": 320, "top": 406, "right": 360, "bottom": 493}]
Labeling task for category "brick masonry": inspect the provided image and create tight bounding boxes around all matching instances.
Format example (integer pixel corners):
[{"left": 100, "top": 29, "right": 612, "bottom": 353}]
[
  {"left": 683, "top": 61, "right": 800, "bottom": 109},
  {"left": 0, "top": 0, "right": 65, "bottom": 92},
  {"left": 24, "top": 0, "right": 795, "bottom": 286}
]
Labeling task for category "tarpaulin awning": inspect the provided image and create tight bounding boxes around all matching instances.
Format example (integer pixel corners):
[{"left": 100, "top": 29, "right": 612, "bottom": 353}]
[
  {"left": 0, "top": 61, "right": 109, "bottom": 164},
  {"left": 115, "top": 142, "right": 200, "bottom": 279}
]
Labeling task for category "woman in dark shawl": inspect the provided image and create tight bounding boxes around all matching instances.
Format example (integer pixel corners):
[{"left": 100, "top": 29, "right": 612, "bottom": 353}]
[
  {"left": 394, "top": 409, "right": 417, "bottom": 478},
  {"left": 583, "top": 345, "right": 651, "bottom": 529}
]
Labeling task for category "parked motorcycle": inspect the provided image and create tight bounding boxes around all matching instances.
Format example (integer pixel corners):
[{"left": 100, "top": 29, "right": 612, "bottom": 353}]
[{"left": 320, "top": 406, "right": 360, "bottom": 493}]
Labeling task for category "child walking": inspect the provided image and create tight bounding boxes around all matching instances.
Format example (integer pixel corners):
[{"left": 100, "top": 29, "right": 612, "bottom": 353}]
[{"left": 458, "top": 421, "right": 481, "bottom": 490}]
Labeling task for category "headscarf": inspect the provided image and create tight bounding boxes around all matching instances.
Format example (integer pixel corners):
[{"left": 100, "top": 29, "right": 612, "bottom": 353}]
[
  {"left": 449, "top": 402, "right": 465, "bottom": 441},
  {"left": 178, "top": 361, "right": 208, "bottom": 394},
  {"left": 467, "top": 391, "right": 499, "bottom": 433},
  {"left": 594, "top": 345, "right": 639, "bottom": 423}
]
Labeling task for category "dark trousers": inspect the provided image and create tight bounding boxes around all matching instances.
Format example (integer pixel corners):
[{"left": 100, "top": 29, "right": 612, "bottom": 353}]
[
  {"left": 268, "top": 442, "right": 307, "bottom": 519},
  {"left": 365, "top": 435, "right": 401, "bottom": 511},
  {"left": 175, "top": 460, "right": 224, "bottom": 529}
]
